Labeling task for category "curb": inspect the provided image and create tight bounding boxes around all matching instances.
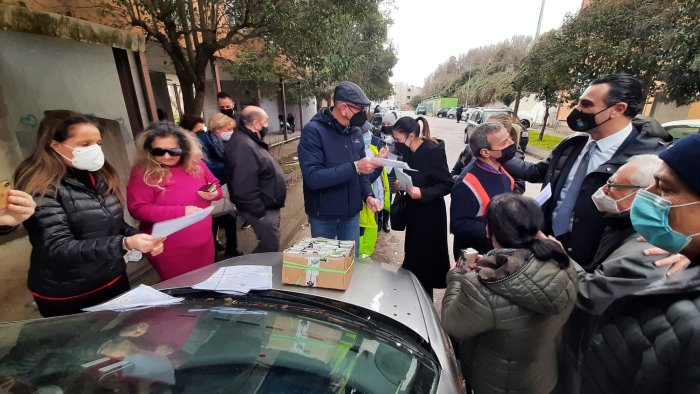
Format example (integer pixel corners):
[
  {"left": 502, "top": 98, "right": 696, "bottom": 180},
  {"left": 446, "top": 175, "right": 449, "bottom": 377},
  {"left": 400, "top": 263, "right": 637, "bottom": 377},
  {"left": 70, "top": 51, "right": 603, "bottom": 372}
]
[{"left": 525, "top": 146, "right": 550, "bottom": 160}]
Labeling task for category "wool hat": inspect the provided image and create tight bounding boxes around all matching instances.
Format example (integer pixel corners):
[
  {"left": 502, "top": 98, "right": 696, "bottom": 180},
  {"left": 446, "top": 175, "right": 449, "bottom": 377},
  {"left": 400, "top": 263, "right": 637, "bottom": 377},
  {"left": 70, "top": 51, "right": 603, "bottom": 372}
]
[
  {"left": 659, "top": 134, "right": 700, "bottom": 196},
  {"left": 334, "top": 81, "right": 371, "bottom": 107}
]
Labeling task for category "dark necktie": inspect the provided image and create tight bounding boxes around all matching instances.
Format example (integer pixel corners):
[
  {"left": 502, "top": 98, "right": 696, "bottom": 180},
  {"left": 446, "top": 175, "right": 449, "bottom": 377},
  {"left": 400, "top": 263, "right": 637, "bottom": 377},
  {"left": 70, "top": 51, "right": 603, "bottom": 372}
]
[{"left": 552, "top": 142, "right": 597, "bottom": 236}]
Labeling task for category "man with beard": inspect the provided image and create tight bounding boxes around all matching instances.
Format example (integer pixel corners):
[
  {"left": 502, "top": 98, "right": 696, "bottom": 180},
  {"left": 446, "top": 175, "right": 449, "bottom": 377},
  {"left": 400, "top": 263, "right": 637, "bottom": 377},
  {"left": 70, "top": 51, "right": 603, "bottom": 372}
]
[{"left": 504, "top": 74, "right": 670, "bottom": 268}]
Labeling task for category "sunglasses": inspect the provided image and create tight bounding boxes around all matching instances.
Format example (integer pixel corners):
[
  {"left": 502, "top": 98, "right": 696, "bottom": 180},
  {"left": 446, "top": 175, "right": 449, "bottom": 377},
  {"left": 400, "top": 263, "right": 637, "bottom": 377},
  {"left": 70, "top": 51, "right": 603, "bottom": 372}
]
[{"left": 151, "top": 148, "right": 183, "bottom": 157}]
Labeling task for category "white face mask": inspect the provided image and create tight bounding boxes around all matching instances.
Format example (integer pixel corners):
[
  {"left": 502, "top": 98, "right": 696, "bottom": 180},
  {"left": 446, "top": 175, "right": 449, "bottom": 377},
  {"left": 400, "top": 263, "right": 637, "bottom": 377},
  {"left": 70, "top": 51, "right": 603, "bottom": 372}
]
[
  {"left": 221, "top": 131, "right": 233, "bottom": 141},
  {"left": 591, "top": 186, "right": 636, "bottom": 214},
  {"left": 59, "top": 143, "right": 105, "bottom": 172},
  {"left": 383, "top": 135, "right": 394, "bottom": 145}
]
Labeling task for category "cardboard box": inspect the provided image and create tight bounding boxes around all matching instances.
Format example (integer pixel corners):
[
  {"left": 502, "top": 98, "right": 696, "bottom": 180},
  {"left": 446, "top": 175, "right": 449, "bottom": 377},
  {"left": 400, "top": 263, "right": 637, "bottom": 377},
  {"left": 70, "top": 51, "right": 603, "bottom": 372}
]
[{"left": 282, "top": 238, "right": 355, "bottom": 290}]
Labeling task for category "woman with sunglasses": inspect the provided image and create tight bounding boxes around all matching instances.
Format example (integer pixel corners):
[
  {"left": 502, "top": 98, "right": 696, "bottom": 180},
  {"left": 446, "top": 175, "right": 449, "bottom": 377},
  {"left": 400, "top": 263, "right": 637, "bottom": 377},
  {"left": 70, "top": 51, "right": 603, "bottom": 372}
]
[
  {"left": 13, "top": 110, "right": 164, "bottom": 317},
  {"left": 127, "top": 122, "right": 222, "bottom": 280}
]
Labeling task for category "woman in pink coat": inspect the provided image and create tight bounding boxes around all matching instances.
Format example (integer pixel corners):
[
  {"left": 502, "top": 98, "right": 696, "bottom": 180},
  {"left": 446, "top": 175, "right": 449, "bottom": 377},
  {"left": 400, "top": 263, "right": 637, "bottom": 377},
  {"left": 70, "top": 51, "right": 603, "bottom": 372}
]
[{"left": 127, "top": 122, "right": 222, "bottom": 280}]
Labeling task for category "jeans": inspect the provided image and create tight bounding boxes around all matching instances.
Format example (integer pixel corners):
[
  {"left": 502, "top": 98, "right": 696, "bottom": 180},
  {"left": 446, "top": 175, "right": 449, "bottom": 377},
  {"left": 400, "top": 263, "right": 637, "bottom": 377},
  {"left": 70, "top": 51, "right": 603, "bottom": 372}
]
[{"left": 308, "top": 214, "right": 360, "bottom": 257}]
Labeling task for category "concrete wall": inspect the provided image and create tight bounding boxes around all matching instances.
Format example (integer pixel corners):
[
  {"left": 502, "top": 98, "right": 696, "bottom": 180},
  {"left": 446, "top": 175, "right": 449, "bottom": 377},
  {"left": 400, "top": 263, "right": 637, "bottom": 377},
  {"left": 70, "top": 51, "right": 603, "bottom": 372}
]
[
  {"left": 651, "top": 100, "right": 693, "bottom": 124},
  {"left": 0, "top": 30, "right": 138, "bottom": 321}
]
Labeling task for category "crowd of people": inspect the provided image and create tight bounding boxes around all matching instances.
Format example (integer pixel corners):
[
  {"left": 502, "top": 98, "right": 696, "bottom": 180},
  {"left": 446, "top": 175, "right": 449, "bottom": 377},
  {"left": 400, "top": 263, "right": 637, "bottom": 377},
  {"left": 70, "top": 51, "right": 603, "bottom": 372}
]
[
  {"left": 1, "top": 73, "right": 699, "bottom": 392},
  {"left": 2, "top": 94, "right": 286, "bottom": 316},
  {"left": 296, "top": 75, "right": 700, "bottom": 393}
]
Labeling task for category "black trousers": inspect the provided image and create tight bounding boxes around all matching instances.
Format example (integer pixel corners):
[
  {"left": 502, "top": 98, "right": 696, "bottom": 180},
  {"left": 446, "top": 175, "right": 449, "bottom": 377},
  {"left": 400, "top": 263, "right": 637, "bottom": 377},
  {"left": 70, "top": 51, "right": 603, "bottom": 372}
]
[
  {"left": 34, "top": 274, "right": 131, "bottom": 317},
  {"left": 212, "top": 213, "right": 239, "bottom": 254}
]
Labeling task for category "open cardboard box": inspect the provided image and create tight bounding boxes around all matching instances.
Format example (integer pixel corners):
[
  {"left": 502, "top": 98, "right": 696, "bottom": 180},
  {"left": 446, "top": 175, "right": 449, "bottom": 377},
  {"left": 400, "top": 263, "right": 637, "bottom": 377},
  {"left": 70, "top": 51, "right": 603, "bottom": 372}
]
[{"left": 282, "top": 238, "right": 355, "bottom": 290}]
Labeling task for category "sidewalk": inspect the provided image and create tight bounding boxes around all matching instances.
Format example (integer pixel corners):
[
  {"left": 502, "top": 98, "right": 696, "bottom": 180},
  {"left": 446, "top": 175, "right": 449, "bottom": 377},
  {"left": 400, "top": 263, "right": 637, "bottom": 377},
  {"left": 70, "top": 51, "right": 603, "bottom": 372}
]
[{"left": 524, "top": 124, "right": 572, "bottom": 160}]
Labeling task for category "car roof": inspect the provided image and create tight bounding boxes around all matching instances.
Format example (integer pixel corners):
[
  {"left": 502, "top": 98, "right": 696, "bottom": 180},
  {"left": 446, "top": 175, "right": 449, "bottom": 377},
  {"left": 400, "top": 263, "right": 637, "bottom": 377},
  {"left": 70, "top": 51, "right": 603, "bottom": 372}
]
[
  {"left": 155, "top": 253, "right": 433, "bottom": 343},
  {"left": 662, "top": 119, "right": 700, "bottom": 127}
]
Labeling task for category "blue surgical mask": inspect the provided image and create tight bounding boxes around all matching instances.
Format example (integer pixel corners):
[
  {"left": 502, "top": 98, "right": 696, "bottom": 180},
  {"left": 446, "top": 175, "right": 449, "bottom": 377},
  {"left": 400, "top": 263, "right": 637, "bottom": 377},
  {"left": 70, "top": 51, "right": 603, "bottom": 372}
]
[
  {"left": 363, "top": 132, "right": 372, "bottom": 147},
  {"left": 630, "top": 189, "right": 700, "bottom": 253}
]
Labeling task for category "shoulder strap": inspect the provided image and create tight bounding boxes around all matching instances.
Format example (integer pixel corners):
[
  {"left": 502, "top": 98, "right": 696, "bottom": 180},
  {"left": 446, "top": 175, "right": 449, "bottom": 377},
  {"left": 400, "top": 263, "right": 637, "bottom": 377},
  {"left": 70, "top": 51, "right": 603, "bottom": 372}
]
[{"left": 463, "top": 172, "right": 491, "bottom": 217}]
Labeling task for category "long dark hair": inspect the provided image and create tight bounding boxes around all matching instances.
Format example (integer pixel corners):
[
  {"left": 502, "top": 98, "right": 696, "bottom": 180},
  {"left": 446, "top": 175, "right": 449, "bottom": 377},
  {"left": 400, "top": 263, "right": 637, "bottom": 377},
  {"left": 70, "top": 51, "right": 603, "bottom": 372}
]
[
  {"left": 393, "top": 116, "right": 437, "bottom": 144},
  {"left": 485, "top": 194, "right": 570, "bottom": 268},
  {"left": 14, "top": 110, "right": 123, "bottom": 203}
]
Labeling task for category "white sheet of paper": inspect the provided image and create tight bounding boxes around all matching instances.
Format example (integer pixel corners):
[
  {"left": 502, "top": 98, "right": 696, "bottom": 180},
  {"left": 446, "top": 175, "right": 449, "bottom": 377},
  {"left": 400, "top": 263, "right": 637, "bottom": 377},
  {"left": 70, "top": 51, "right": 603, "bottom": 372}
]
[
  {"left": 82, "top": 285, "right": 182, "bottom": 312},
  {"left": 383, "top": 153, "right": 398, "bottom": 174},
  {"left": 151, "top": 205, "right": 214, "bottom": 238},
  {"left": 369, "top": 157, "right": 414, "bottom": 171},
  {"left": 535, "top": 184, "right": 553, "bottom": 206},
  {"left": 395, "top": 168, "right": 413, "bottom": 190},
  {"left": 192, "top": 265, "right": 272, "bottom": 293}
]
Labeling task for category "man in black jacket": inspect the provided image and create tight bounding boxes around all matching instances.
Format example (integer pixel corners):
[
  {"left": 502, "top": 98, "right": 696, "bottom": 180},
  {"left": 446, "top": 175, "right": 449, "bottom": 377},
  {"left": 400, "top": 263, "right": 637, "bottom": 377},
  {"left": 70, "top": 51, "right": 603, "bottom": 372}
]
[
  {"left": 224, "top": 106, "right": 286, "bottom": 253},
  {"left": 577, "top": 135, "right": 700, "bottom": 394},
  {"left": 504, "top": 74, "right": 670, "bottom": 268}
]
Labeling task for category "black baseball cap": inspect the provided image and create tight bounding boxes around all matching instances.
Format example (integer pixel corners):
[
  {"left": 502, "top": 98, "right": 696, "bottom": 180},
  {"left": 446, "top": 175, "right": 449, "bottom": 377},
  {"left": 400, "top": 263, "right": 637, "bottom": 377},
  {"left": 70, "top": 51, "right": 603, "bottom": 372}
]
[{"left": 334, "top": 81, "right": 371, "bottom": 107}]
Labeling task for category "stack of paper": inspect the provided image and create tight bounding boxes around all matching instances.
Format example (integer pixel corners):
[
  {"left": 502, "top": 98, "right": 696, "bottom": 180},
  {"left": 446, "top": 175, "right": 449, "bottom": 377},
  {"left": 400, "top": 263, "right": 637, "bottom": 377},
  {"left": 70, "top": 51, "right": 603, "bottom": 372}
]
[
  {"left": 395, "top": 168, "right": 413, "bottom": 189},
  {"left": 82, "top": 285, "right": 183, "bottom": 312},
  {"left": 192, "top": 265, "right": 272, "bottom": 294},
  {"left": 286, "top": 238, "right": 354, "bottom": 258}
]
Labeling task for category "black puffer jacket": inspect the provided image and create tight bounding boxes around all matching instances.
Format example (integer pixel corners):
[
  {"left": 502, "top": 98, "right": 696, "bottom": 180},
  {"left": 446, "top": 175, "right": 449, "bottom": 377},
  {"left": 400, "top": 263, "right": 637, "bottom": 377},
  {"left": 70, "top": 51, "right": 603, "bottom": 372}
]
[
  {"left": 579, "top": 257, "right": 700, "bottom": 394},
  {"left": 23, "top": 173, "right": 137, "bottom": 297}
]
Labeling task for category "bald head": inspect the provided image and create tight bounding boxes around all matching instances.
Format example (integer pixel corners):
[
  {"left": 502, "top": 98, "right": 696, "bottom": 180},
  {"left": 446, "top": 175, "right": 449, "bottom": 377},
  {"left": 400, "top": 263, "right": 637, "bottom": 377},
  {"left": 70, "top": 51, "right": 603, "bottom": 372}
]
[
  {"left": 606, "top": 154, "right": 662, "bottom": 211},
  {"left": 240, "top": 106, "right": 269, "bottom": 137}
]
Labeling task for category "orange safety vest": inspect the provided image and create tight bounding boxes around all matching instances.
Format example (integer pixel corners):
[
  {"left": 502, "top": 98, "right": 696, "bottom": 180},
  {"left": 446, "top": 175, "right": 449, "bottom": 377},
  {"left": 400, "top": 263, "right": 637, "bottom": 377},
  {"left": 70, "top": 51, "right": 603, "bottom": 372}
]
[{"left": 462, "top": 164, "right": 514, "bottom": 217}]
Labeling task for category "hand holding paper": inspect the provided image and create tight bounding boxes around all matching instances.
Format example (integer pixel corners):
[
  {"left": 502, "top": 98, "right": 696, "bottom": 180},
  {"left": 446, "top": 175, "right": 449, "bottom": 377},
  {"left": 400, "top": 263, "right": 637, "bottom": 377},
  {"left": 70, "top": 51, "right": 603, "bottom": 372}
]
[{"left": 152, "top": 206, "right": 214, "bottom": 238}]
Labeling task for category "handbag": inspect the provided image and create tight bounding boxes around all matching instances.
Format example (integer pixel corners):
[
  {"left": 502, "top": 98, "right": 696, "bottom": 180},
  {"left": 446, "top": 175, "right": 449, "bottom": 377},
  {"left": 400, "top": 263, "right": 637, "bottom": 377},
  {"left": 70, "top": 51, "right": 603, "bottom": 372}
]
[
  {"left": 389, "top": 191, "right": 408, "bottom": 231},
  {"left": 211, "top": 184, "right": 236, "bottom": 217}
]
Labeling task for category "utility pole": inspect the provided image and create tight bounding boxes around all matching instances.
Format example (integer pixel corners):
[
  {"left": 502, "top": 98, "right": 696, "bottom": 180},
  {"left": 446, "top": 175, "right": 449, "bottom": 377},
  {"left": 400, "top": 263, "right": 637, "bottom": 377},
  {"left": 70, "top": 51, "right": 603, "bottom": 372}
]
[{"left": 535, "top": 0, "right": 546, "bottom": 41}]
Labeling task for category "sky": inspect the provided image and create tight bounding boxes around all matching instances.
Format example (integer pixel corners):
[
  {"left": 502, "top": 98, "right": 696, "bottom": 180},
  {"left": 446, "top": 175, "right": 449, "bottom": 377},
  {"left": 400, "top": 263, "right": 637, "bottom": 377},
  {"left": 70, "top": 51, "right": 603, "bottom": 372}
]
[{"left": 387, "top": 0, "right": 583, "bottom": 87}]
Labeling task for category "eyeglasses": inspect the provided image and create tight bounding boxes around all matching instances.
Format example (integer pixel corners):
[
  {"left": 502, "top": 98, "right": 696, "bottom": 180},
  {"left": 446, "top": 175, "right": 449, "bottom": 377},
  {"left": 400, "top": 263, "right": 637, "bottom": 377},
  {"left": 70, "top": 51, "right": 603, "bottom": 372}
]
[
  {"left": 345, "top": 103, "right": 363, "bottom": 113},
  {"left": 151, "top": 148, "right": 183, "bottom": 157},
  {"left": 604, "top": 178, "right": 642, "bottom": 190}
]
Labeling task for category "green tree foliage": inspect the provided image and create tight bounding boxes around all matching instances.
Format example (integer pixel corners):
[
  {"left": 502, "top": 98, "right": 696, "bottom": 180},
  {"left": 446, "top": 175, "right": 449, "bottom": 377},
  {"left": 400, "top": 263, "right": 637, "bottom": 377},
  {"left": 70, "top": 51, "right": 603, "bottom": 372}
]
[
  {"left": 422, "top": 36, "right": 532, "bottom": 108},
  {"left": 516, "top": 0, "right": 699, "bottom": 113},
  {"left": 409, "top": 94, "right": 424, "bottom": 108},
  {"left": 99, "top": 0, "right": 394, "bottom": 114},
  {"left": 516, "top": 30, "right": 571, "bottom": 140}
]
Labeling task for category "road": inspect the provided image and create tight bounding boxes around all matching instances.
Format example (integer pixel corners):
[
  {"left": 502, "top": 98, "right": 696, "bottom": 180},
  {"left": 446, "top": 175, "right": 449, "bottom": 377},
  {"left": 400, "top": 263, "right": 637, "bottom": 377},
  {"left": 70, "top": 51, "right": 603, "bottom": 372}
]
[{"left": 288, "top": 113, "right": 544, "bottom": 312}]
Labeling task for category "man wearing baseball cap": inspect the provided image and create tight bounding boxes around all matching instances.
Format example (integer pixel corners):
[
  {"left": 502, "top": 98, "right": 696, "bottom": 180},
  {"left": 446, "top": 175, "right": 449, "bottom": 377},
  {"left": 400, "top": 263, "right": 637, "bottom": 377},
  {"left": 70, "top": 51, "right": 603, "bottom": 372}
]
[
  {"left": 298, "top": 82, "right": 383, "bottom": 255},
  {"left": 577, "top": 134, "right": 700, "bottom": 393}
]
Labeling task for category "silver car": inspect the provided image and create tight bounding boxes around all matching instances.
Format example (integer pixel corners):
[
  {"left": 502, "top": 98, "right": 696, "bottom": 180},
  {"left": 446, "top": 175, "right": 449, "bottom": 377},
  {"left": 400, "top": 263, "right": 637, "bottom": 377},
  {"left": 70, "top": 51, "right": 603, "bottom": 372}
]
[{"left": 0, "top": 253, "right": 465, "bottom": 393}]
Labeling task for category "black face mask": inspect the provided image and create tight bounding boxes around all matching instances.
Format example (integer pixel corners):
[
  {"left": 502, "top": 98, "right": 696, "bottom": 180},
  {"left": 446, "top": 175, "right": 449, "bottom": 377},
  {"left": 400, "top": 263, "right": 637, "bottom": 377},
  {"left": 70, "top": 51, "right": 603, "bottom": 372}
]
[
  {"left": 495, "top": 143, "right": 517, "bottom": 164},
  {"left": 259, "top": 126, "right": 269, "bottom": 138},
  {"left": 221, "top": 108, "right": 235, "bottom": 117},
  {"left": 566, "top": 106, "right": 613, "bottom": 132},
  {"left": 381, "top": 126, "right": 393, "bottom": 135},
  {"left": 349, "top": 109, "right": 366, "bottom": 127}
]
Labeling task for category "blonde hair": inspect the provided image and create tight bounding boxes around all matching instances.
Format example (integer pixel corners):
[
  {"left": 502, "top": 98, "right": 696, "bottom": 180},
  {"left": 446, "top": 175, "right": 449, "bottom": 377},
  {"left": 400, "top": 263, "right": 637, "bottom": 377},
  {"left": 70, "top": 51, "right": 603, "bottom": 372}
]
[
  {"left": 208, "top": 113, "right": 235, "bottom": 132},
  {"left": 134, "top": 122, "right": 203, "bottom": 189},
  {"left": 14, "top": 110, "right": 124, "bottom": 204},
  {"left": 486, "top": 113, "right": 521, "bottom": 148}
]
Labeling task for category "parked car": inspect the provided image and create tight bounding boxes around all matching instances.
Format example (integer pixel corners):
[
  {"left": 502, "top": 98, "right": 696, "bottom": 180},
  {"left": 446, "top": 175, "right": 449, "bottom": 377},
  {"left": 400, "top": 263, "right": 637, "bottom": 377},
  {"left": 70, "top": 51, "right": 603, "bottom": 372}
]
[
  {"left": 0, "top": 253, "right": 465, "bottom": 393},
  {"left": 662, "top": 119, "right": 700, "bottom": 140},
  {"left": 446, "top": 108, "right": 462, "bottom": 119},
  {"left": 436, "top": 108, "right": 451, "bottom": 118},
  {"left": 464, "top": 107, "right": 529, "bottom": 151},
  {"left": 416, "top": 106, "right": 427, "bottom": 115},
  {"left": 518, "top": 114, "right": 534, "bottom": 129}
]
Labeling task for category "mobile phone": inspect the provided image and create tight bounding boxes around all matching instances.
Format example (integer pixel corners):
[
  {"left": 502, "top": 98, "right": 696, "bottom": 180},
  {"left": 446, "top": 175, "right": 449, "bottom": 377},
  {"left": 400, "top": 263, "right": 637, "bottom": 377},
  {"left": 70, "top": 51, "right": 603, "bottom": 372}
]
[
  {"left": 457, "top": 248, "right": 479, "bottom": 270},
  {"left": 199, "top": 183, "right": 219, "bottom": 193},
  {"left": 0, "top": 180, "right": 10, "bottom": 211}
]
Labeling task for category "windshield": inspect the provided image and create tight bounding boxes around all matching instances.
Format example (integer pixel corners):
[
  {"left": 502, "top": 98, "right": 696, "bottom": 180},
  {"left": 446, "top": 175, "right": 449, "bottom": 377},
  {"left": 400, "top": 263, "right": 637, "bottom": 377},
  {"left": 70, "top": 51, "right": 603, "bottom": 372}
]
[{"left": 0, "top": 298, "right": 439, "bottom": 393}]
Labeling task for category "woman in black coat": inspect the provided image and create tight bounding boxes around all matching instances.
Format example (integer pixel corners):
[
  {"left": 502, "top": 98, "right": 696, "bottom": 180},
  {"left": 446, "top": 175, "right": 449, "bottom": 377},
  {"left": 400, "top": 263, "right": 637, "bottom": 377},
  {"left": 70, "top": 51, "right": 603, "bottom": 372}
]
[
  {"left": 392, "top": 116, "right": 453, "bottom": 298},
  {"left": 14, "top": 111, "right": 164, "bottom": 317}
]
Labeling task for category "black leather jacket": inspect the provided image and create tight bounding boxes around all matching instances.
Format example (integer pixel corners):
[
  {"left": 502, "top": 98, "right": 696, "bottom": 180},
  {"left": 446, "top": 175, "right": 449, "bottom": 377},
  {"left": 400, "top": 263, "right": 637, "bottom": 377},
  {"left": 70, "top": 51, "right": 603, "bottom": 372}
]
[{"left": 23, "top": 172, "right": 137, "bottom": 297}]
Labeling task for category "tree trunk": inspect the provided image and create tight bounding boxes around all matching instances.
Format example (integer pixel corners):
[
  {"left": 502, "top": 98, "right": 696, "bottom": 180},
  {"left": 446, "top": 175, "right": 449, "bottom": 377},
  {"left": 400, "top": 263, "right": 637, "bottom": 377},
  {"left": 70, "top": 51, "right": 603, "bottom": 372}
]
[
  {"left": 513, "top": 87, "right": 522, "bottom": 114},
  {"left": 539, "top": 105, "right": 550, "bottom": 141}
]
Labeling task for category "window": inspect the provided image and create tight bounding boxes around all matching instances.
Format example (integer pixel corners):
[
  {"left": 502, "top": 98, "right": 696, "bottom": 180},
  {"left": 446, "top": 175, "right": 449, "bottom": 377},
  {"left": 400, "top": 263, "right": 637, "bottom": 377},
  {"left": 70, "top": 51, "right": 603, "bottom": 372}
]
[{"left": 407, "top": 96, "right": 411, "bottom": 99}]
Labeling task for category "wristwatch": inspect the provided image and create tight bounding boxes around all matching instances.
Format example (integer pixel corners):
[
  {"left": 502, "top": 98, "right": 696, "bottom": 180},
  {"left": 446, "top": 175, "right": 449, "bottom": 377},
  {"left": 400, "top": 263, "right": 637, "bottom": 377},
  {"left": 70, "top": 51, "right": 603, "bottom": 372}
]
[{"left": 122, "top": 236, "right": 143, "bottom": 262}]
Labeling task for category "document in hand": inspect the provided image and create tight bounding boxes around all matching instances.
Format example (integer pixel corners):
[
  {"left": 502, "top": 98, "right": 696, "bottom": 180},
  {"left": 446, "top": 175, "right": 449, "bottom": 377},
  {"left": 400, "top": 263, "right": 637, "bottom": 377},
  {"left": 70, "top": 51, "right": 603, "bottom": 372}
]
[
  {"left": 369, "top": 157, "right": 415, "bottom": 171},
  {"left": 192, "top": 265, "right": 273, "bottom": 294},
  {"left": 395, "top": 168, "right": 414, "bottom": 190},
  {"left": 82, "top": 284, "right": 183, "bottom": 312},
  {"left": 151, "top": 205, "right": 214, "bottom": 237}
]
